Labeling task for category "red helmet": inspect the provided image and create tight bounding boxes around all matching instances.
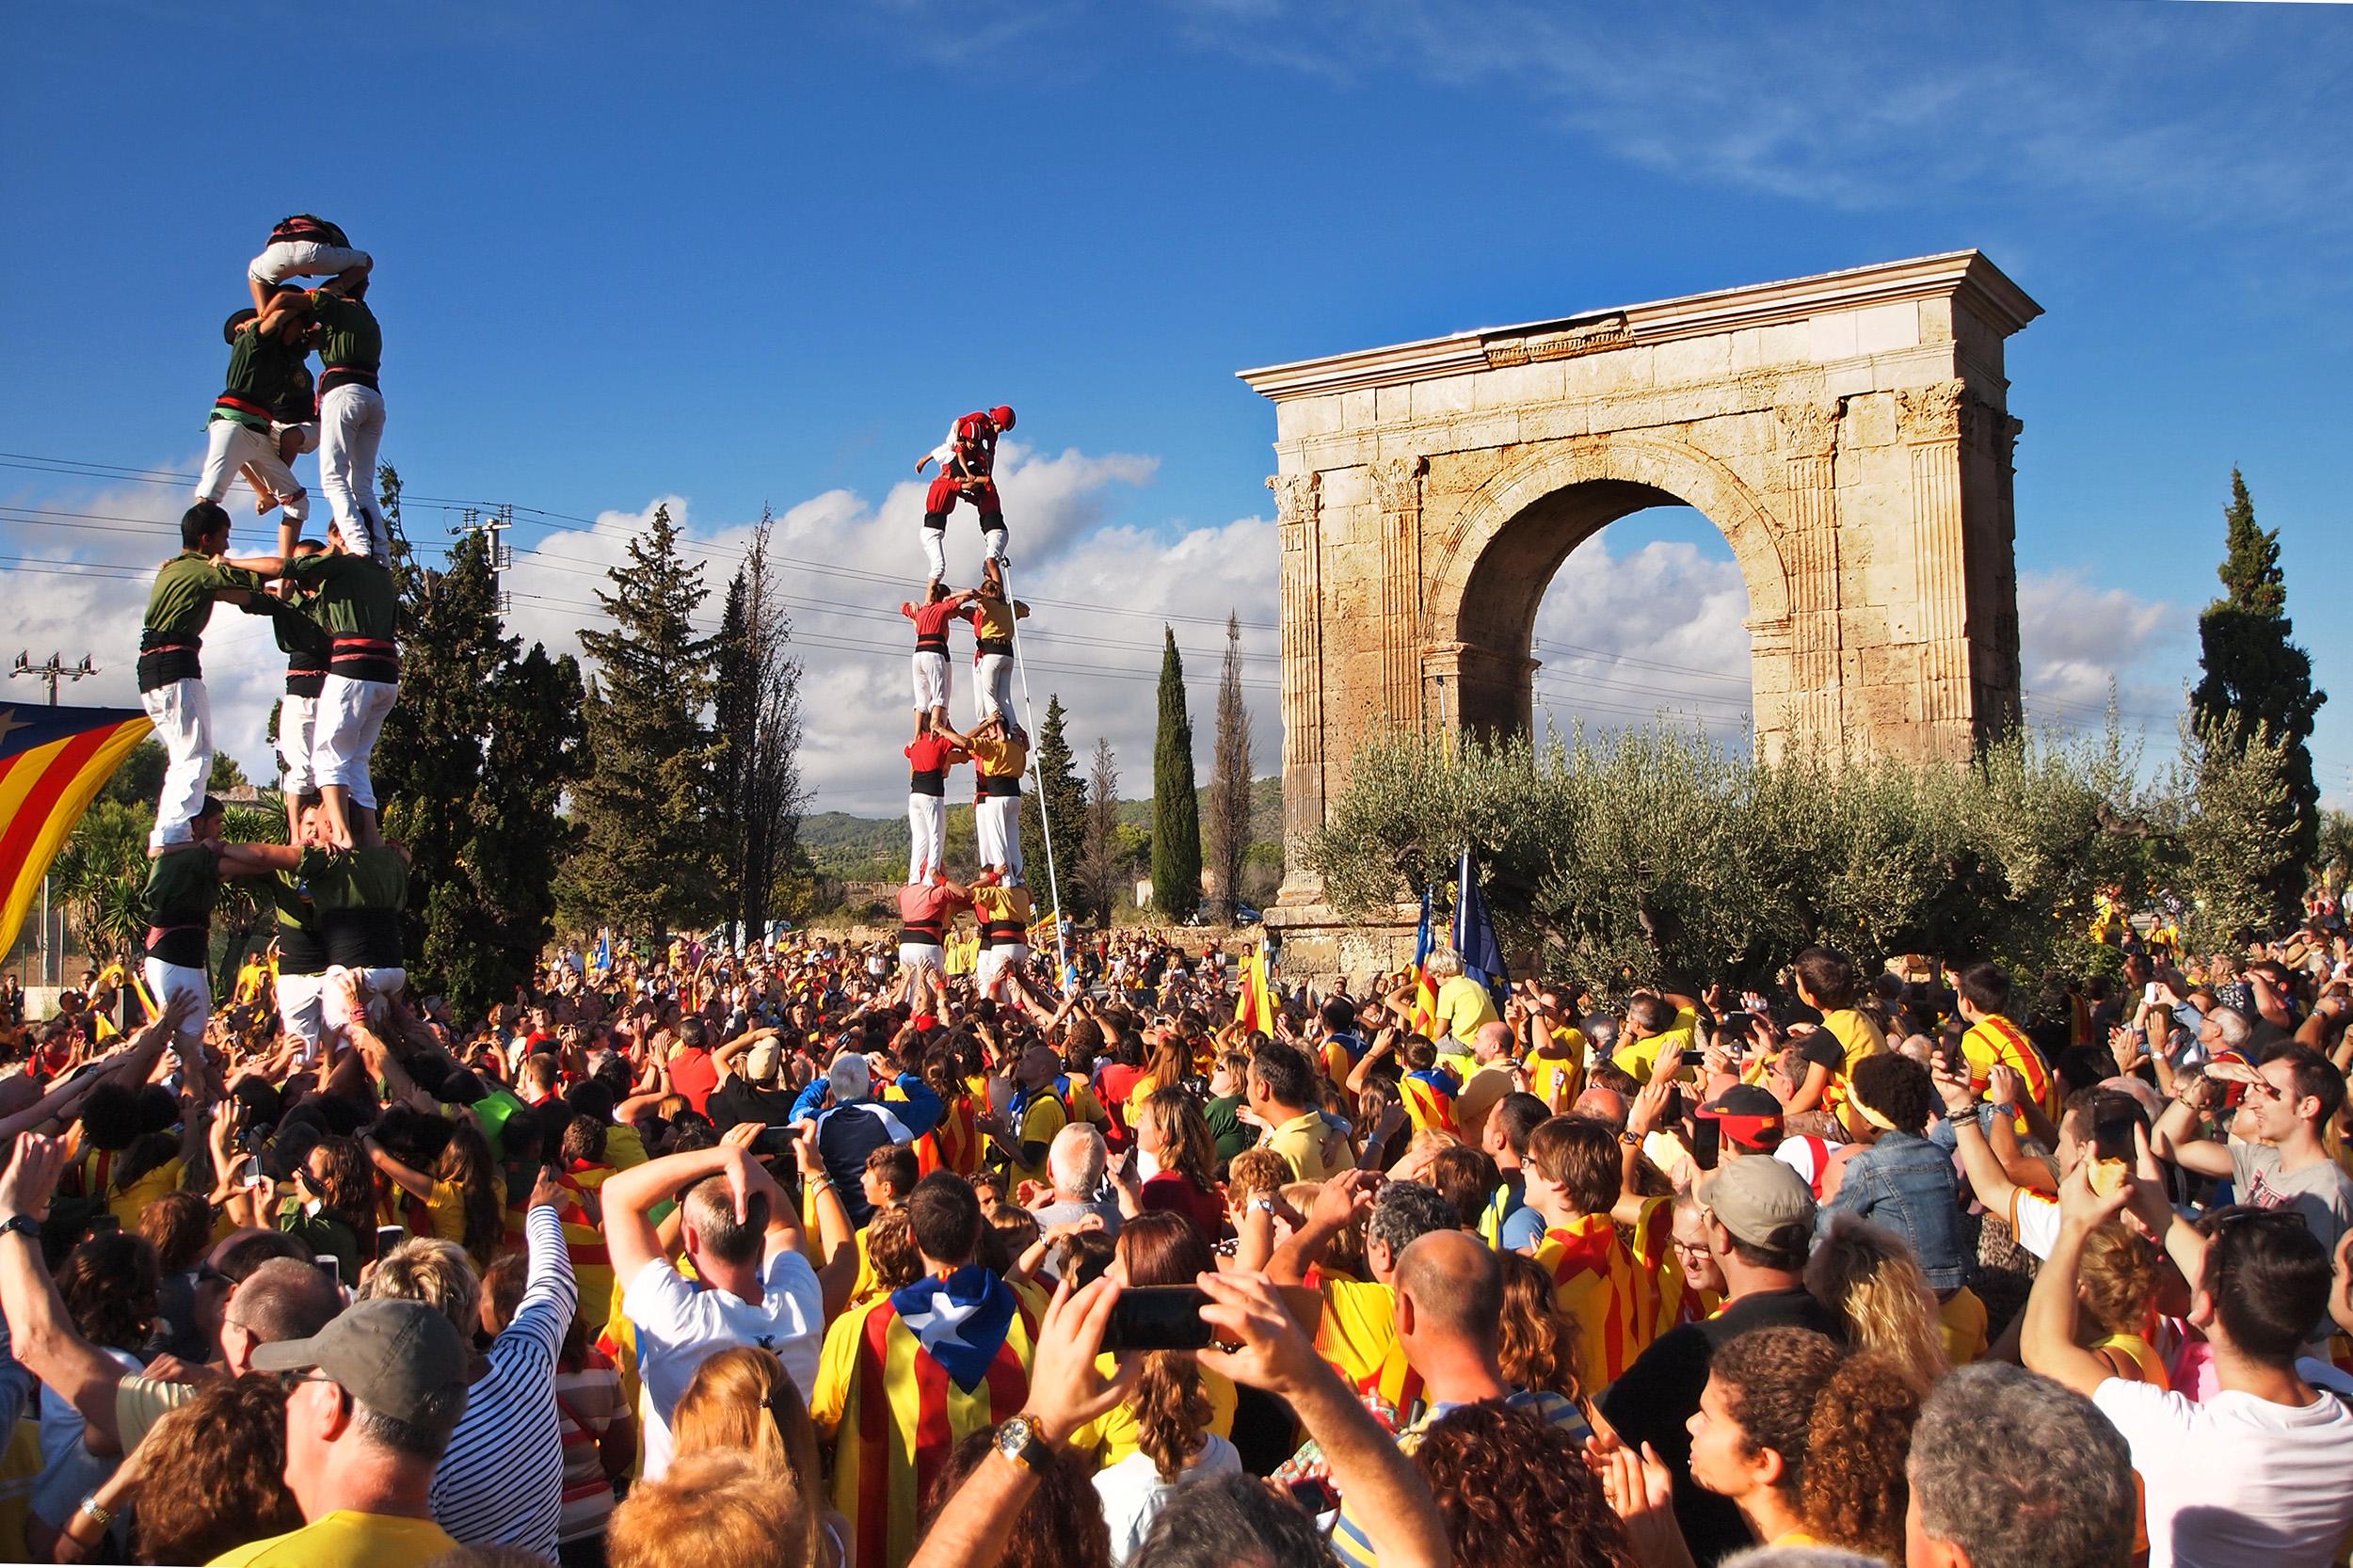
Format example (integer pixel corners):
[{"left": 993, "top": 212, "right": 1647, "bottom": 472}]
[{"left": 988, "top": 405, "right": 1016, "bottom": 432}]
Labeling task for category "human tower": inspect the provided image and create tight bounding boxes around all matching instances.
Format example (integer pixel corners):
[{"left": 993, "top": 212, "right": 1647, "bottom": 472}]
[
  {"left": 892, "top": 407, "right": 1056, "bottom": 1011},
  {"left": 130, "top": 217, "right": 1055, "bottom": 1089}
]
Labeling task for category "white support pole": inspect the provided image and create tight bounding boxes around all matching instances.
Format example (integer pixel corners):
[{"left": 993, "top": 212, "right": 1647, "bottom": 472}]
[{"left": 999, "top": 564, "right": 1072, "bottom": 984}]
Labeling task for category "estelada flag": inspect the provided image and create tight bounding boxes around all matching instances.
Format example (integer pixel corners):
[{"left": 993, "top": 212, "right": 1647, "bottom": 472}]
[{"left": 0, "top": 703, "right": 152, "bottom": 957}]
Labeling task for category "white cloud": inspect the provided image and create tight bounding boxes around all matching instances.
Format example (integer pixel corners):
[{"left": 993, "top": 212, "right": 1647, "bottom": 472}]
[
  {"left": 2016, "top": 568, "right": 2187, "bottom": 732},
  {"left": 1526, "top": 521, "right": 1754, "bottom": 743}
]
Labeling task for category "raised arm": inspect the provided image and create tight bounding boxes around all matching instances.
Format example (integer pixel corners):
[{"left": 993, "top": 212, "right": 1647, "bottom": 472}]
[{"left": 0, "top": 1135, "right": 131, "bottom": 1450}]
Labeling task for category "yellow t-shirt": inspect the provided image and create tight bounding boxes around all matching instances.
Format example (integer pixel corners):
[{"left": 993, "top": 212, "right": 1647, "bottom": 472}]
[
  {"left": 1066, "top": 1356, "right": 1238, "bottom": 1468},
  {"left": 1614, "top": 1006, "right": 1699, "bottom": 1084},
  {"left": 207, "top": 1512, "right": 458, "bottom": 1568},
  {"left": 1433, "top": 976, "right": 1497, "bottom": 1045},
  {"left": 1008, "top": 1092, "right": 1068, "bottom": 1188},
  {"left": 1528, "top": 1028, "right": 1587, "bottom": 1110},
  {"left": 1315, "top": 1277, "right": 1417, "bottom": 1409},
  {"left": 1265, "top": 1112, "right": 1349, "bottom": 1184},
  {"left": 1818, "top": 1008, "right": 1885, "bottom": 1075},
  {"left": 968, "top": 733, "right": 1028, "bottom": 781},
  {"left": 108, "top": 1155, "right": 184, "bottom": 1233},
  {"left": 604, "top": 1121, "right": 650, "bottom": 1171}
]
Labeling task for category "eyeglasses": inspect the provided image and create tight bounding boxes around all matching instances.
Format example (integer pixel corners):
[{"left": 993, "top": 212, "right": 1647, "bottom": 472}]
[{"left": 274, "top": 1370, "right": 340, "bottom": 1394}]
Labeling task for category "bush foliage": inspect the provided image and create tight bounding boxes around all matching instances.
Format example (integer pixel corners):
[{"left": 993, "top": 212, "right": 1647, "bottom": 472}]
[{"left": 1308, "top": 715, "right": 2295, "bottom": 996}]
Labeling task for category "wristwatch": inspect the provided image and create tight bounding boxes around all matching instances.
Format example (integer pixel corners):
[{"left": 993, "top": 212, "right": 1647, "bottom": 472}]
[
  {"left": 996, "top": 1413, "right": 1054, "bottom": 1473},
  {"left": 0, "top": 1215, "right": 40, "bottom": 1243}
]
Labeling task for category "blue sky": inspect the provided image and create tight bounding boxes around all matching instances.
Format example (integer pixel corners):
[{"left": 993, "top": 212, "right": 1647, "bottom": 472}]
[{"left": 3, "top": 0, "right": 2348, "bottom": 814}]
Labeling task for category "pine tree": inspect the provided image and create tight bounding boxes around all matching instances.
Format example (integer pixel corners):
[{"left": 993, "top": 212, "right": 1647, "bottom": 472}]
[
  {"left": 2189, "top": 468, "right": 2326, "bottom": 922},
  {"left": 1020, "top": 694, "right": 1085, "bottom": 920},
  {"left": 560, "top": 504, "right": 725, "bottom": 939},
  {"left": 1080, "top": 737, "right": 1122, "bottom": 922},
  {"left": 1151, "top": 628, "right": 1202, "bottom": 920},
  {"left": 1206, "top": 612, "right": 1254, "bottom": 923}
]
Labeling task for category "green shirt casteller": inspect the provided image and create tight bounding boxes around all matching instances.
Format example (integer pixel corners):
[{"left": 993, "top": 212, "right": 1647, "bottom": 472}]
[
  {"left": 283, "top": 552, "right": 399, "bottom": 641},
  {"left": 212, "top": 323, "right": 312, "bottom": 432},
  {"left": 298, "top": 845, "right": 409, "bottom": 913},
  {"left": 143, "top": 552, "right": 262, "bottom": 638},
  {"left": 142, "top": 844, "right": 222, "bottom": 926},
  {"left": 309, "top": 293, "right": 381, "bottom": 375}
]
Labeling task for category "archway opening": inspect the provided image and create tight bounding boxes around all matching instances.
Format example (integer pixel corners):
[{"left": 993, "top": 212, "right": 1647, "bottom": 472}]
[
  {"left": 1443, "top": 478, "right": 1758, "bottom": 749},
  {"left": 1527, "top": 504, "right": 1753, "bottom": 747}
]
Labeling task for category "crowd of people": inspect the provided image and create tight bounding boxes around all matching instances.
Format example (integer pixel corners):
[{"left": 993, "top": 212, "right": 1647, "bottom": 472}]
[
  {"left": 10, "top": 213, "right": 2353, "bottom": 1568},
  {"left": 6, "top": 903, "right": 2353, "bottom": 1568}
]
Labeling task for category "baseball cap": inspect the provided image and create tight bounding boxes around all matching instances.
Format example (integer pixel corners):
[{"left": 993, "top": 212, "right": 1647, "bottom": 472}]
[
  {"left": 1693, "top": 1153, "right": 1814, "bottom": 1249},
  {"left": 1698, "top": 1083, "right": 1785, "bottom": 1151},
  {"left": 251, "top": 1298, "right": 472, "bottom": 1425},
  {"left": 744, "top": 1037, "right": 783, "bottom": 1085}
]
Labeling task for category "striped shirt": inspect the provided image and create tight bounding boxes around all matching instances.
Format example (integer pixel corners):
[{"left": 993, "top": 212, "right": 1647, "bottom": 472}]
[
  {"left": 430, "top": 1204, "right": 578, "bottom": 1556},
  {"left": 552, "top": 1350, "right": 625, "bottom": 1545}
]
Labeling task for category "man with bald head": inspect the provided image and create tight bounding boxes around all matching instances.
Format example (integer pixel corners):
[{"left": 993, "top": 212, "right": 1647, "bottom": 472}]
[
  {"left": 1450, "top": 1018, "right": 1519, "bottom": 1148},
  {"left": 1326, "top": 1229, "right": 1591, "bottom": 1568}
]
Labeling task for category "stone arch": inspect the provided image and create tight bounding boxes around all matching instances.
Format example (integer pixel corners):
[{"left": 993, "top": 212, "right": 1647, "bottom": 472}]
[
  {"left": 1419, "top": 434, "right": 1791, "bottom": 743},
  {"left": 1241, "top": 250, "right": 2041, "bottom": 974}
]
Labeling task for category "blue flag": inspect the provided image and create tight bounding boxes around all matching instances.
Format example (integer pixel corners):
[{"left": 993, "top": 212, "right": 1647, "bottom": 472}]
[
  {"left": 1413, "top": 885, "right": 1435, "bottom": 970},
  {"left": 1452, "top": 846, "right": 1509, "bottom": 1001}
]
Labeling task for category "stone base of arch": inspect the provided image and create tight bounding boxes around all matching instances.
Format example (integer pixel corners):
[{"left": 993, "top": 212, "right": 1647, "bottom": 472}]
[{"left": 1241, "top": 252, "right": 2040, "bottom": 980}]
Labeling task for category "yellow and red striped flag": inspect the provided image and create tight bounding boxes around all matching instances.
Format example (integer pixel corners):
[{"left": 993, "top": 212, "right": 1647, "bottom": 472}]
[
  {"left": 0, "top": 703, "right": 152, "bottom": 958},
  {"left": 1234, "top": 941, "right": 1275, "bottom": 1032}
]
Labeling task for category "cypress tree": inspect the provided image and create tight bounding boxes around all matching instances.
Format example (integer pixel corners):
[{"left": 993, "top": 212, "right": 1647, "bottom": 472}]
[
  {"left": 1206, "top": 612, "right": 1255, "bottom": 922},
  {"left": 1151, "top": 628, "right": 1202, "bottom": 920},
  {"left": 1020, "top": 694, "right": 1086, "bottom": 920},
  {"left": 2189, "top": 468, "right": 2326, "bottom": 922}
]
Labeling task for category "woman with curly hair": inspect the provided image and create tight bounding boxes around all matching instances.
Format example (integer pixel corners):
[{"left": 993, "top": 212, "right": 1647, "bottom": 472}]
[
  {"left": 1412, "top": 1401, "right": 1638, "bottom": 1568},
  {"left": 923, "top": 1425, "right": 1112, "bottom": 1568},
  {"left": 2075, "top": 1220, "right": 2169, "bottom": 1387},
  {"left": 1686, "top": 1325, "right": 1922, "bottom": 1564},
  {"left": 1068, "top": 1213, "right": 1240, "bottom": 1563},
  {"left": 672, "top": 1346, "right": 844, "bottom": 1568},
  {"left": 1497, "top": 1247, "right": 1586, "bottom": 1403},
  {"left": 1803, "top": 1213, "right": 1948, "bottom": 1392},
  {"left": 52, "top": 1376, "right": 302, "bottom": 1564}
]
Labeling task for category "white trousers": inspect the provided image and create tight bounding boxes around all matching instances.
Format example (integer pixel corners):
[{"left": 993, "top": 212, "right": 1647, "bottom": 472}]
[
  {"left": 984, "top": 525, "right": 1008, "bottom": 566},
  {"left": 921, "top": 527, "right": 949, "bottom": 584},
  {"left": 249, "top": 239, "right": 372, "bottom": 286},
  {"left": 908, "top": 793, "right": 946, "bottom": 883},
  {"left": 975, "top": 943, "right": 1030, "bottom": 996},
  {"left": 976, "top": 794, "right": 1022, "bottom": 880},
  {"left": 899, "top": 942, "right": 946, "bottom": 976},
  {"left": 142, "top": 679, "right": 212, "bottom": 850},
  {"left": 196, "top": 420, "right": 308, "bottom": 520},
  {"left": 324, "top": 964, "right": 406, "bottom": 1030},
  {"left": 276, "top": 969, "right": 327, "bottom": 1053},
  {"left": 314, "top": 676, "right": 398, "bottom": 808},
  {"left": 912, "top": 650, "right": 949, "bottom": 714},
  {"left": 974, "top": 653, "right": 1014, "bottom": 725},
  {"left": 317, "top": 383, "right": 390, "bottom": 566},
  {"left": 280, "top": 691, "right": 318, "bottom": 796},
  {"left": 143, "top": 958, "right": 211, "bottom": 1058}
]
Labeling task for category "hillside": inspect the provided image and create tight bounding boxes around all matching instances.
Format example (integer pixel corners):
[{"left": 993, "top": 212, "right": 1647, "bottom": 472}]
[{"left": 801, "top": 776, "right": 1284, "bottom": 883}]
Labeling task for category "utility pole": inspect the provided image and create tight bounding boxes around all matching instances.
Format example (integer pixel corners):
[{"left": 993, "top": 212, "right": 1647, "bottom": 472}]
[
  {"left": 8, "top": 651, "right": 98, "bottom": 988},
  {"left": 452, "top": 504, "right": 516, "bottom": 618}
]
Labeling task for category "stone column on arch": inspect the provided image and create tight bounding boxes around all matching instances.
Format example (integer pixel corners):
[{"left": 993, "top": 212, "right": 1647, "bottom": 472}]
[
  {"left": 1773, "top": 399, "right": 1847, "bottom": 757},
  {"left": 1271, "top": 470, "right": 1326, "bottom": 904},
  {"left": 1897, "top": 380, "right": 1975, "bottom": 759},
  {"left": 1369, "top": 455, "right": 1430, "bottom": 733}
]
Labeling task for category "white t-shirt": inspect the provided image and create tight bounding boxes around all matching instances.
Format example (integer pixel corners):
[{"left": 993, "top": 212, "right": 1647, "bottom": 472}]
[
  {"left": 621, "top": 1248, "right": 824, "bottom": 1480},
  {"left": 1094, "top": 1434, "right": 1242, "bottom": 1566},
  {"left": 2092, "top": 1377, "right": 2353, "bottom": 1568}
]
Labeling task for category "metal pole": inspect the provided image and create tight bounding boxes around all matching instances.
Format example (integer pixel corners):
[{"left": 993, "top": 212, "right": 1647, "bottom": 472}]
[
  {"left": 998, "top": 564, "right": 1072, "bottom": 984},
  {"left": 12, "top": 653, "right": 96, "bottom": 990}
]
